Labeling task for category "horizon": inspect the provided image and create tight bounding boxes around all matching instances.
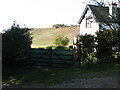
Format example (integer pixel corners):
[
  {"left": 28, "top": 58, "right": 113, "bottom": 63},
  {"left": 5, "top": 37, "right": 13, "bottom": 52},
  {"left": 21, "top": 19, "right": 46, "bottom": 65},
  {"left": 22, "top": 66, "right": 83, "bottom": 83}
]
[
  {"left": 0, "top": 0, "right": 118, "bottom": 32},
  {"left": 0, "top": 0, "right": 84, "bottom": 32}
]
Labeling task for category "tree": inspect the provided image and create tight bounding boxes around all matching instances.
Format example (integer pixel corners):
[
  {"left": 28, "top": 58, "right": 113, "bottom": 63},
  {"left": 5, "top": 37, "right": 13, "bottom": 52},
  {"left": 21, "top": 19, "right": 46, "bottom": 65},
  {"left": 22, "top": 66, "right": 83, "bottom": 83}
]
[
  {"left": 53, "top": 35, "right": 69, "bottom": 46},
  {"left": 74, "top": 34, "right": 96, "bottom": 66},
  {"left": 2, "top": 22, "right": 32, "bottom": 74},
  {"left": 53, "top": 24, "right": 65, "bottom": 28}
]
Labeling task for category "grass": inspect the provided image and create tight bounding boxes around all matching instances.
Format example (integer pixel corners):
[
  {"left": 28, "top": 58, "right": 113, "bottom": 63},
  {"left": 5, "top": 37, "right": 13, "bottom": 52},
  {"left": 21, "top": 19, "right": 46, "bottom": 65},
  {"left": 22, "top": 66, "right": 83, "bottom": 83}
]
[
  {"left": 30, "top": 27, "right": 80, "bottom": 48},
  {"left": 3, "top": 63, "right": 120, "bottom": 87}
]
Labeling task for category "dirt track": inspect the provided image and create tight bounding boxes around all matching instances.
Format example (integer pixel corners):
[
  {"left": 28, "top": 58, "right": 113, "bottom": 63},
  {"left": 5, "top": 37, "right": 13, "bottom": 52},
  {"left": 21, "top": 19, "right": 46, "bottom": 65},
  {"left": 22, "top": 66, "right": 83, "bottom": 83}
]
[{"left": 48, "top": 76, "right": 119, "bottom": 88}]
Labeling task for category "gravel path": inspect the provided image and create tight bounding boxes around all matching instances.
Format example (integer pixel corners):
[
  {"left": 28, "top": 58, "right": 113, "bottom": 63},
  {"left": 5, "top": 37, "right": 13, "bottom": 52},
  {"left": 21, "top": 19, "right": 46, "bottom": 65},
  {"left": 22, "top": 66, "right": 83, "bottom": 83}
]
[
  {"left": 3, "top": 76, "right": 119, "bottom": 88},
  {"left": 48, "top": 76, "right": 119, "bottom": 88}
]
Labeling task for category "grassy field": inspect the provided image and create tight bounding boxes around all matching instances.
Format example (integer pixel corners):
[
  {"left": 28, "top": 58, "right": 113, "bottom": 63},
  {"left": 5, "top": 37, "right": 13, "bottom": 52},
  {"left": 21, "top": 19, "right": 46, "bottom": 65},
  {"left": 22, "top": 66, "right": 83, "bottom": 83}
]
[
  {"left": 30, "top": 27, "right": 80, "bottom": 48},
  {"left": 3, "top": 63, "right": 120, "bottom": 87}
]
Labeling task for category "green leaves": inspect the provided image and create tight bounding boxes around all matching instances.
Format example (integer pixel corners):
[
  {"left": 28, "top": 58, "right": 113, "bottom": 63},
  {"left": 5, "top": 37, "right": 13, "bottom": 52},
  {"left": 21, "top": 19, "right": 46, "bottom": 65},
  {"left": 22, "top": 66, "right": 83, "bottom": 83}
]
[
  {"left": 80, "top": 34, "right": 96, "bottom": 53},
  {"left": 76, "top": 29, "right": 120, "bottom": 65},
  {"left": 53, "top": 35, "right": 69, "bottom": 46},
  {"left": 2, "top": 22, "right": 32, "bottom": 75}
]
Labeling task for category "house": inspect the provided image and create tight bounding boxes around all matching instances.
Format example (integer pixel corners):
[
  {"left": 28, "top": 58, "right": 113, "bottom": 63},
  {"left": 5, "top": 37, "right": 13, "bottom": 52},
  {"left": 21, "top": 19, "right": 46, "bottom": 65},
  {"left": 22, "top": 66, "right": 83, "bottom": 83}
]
[
  {"left": 78, "top": 2, "right": 120, "bottom": 35},
  {"left": 73, "top": 2, "right": 120, "bottom": 49}
]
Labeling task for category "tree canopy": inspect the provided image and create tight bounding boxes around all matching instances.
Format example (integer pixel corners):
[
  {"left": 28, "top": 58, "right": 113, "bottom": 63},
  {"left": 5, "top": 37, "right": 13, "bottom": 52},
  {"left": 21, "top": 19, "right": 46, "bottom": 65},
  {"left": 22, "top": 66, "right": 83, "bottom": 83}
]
[{"left": 2, "top": 22, "right": 32, "bottom": 75}]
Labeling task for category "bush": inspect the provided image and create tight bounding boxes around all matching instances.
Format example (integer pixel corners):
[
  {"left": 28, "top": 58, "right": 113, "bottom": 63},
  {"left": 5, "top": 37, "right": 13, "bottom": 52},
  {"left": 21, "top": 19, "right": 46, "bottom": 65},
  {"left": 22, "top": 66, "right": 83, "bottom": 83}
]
[
  {"left": 53, "top": 24, "right": 65, "bottom": 28},
  {"left": 2, "top": 22, "right": 32, "bottom": 75},
  {"left": 46, "top": 45, "right": 54, "bottom": 49},
  {"left": 53, "top": 35, "right": 69, "bottom": 46},
  {"left": 46, "top": 45, "right": 68, "bottom": 50},
  {"left": 75, "top": 34, "right": 96, "bottom": 66},
  {"left": 53, "top": 46, "right": 68, "bottom": 50},
  {"left": 75, "top": 30, "right": 120, "bottom": 66},
  {"left": 96, "top": 30, "right": 117, "bottom": 63}
]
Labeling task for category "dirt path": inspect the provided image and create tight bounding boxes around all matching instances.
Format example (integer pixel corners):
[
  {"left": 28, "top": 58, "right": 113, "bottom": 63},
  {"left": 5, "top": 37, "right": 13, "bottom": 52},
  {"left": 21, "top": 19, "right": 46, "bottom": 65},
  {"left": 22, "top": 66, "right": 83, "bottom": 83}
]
[{"left": 48, "top": 76, "right": 119, "bottom": 88}]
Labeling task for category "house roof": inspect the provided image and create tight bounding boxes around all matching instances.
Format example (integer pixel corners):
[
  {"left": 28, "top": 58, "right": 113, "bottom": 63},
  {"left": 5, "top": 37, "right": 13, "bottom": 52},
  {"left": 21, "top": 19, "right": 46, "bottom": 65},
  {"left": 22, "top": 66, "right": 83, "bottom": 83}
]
[{"left": 78, "top": 4, "right": 120, "bottom": 24}]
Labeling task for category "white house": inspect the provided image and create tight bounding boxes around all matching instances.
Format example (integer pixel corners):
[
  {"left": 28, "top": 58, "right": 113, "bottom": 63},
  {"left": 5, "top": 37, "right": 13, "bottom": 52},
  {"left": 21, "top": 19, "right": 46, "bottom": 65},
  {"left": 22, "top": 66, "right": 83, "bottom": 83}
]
[
  {"left": 78, "top": 2, "right": 120, "bottom": 35},
  {"left": 73, "top": 2, "right": 120, "bottom": 49}
]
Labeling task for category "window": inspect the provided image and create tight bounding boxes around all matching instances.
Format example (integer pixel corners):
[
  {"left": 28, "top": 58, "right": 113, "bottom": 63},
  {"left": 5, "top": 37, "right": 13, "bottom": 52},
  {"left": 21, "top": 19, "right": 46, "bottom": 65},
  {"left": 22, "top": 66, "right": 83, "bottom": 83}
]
[{"left": 86, "top": 19, "right": 93, "bottom": 28}]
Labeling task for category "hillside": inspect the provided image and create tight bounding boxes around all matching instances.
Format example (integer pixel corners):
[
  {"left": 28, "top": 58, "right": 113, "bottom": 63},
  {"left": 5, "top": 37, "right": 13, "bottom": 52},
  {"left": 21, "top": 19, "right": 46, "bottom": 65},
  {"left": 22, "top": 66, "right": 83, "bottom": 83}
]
[{"left": 30, "top": 27, "right": 80, "bottom": 48}]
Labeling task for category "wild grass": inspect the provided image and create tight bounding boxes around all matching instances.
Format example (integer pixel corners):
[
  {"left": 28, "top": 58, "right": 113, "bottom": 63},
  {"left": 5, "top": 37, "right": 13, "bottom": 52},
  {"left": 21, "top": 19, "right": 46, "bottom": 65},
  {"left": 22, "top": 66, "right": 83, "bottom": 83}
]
[{"left": 30, "top": 27, "right": 80, "bottom": 48}]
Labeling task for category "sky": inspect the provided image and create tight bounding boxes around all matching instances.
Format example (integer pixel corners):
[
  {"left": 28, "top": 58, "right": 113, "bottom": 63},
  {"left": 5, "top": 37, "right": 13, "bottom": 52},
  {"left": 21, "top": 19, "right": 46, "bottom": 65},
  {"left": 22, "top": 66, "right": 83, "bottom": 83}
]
[{"left": 0, "top": 0, "right": 118, "bottom": 32}]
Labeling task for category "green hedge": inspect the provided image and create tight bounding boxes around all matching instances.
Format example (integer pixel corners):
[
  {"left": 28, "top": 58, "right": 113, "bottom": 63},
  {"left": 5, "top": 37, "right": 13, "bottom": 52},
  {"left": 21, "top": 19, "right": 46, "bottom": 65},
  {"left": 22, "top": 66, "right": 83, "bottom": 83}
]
[{"left": 75, "top": 30, "right": 120, "bottom": 65}]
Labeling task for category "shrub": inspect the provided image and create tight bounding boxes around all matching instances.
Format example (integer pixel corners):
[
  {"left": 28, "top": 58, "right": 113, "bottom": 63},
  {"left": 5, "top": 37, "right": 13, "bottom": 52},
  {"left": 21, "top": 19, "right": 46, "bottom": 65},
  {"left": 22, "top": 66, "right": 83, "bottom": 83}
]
[
  {"left": 53, "top": 46, "right": 68, "bottom": 50},
  {"left": 2, "top": 22, "right": 32, "bottom": 75},
  {"left": 75, "top": 29, "right": 120, "bottom": 66},
  {"left": 53, "top": 35, "right": 69, "bottom": 46},
  {"left": 46, "top": 45, "right": 54, "bottom": 49},
  {"left": 53, "top": 24, "right": 65, "bottom": 28},
  {"left": 75, "top": 34, "right": 96, "bottom": 66},
  {"left": 96, "top": 30, "right": 117, "bottom": 63}
]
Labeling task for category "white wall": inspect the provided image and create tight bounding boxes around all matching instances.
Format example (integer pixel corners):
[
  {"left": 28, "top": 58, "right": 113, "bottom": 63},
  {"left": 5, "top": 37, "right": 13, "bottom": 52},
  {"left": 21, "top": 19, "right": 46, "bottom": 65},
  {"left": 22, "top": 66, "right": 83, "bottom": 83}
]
[{"left": 80, "top": 18, "right": 99, "bottom": 35}]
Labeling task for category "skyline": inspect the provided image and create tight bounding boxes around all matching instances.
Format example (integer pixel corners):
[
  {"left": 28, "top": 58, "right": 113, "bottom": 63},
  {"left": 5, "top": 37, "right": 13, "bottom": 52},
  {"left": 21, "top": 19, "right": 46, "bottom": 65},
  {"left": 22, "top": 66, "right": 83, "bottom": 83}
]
[
  {"left": 0, "top": 0, "right": 85, "bottom": 32},
  {"left": 0, "top": 0, "right": 119, "bottom": 32}
]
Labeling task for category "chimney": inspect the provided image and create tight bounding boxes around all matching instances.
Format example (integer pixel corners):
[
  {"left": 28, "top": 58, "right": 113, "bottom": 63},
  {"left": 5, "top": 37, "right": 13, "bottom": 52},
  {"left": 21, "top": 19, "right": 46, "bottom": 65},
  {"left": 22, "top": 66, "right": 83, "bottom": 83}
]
[{"left": 109, "top": 2, "right": 117, "bottom": 19}]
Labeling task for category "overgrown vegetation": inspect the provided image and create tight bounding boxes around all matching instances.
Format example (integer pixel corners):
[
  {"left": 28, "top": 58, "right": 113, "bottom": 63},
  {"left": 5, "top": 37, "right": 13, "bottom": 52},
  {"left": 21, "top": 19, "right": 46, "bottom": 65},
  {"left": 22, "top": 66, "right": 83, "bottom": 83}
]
[
  {"left": 2, "top": 22, "right": 32, "bottom": 75},
  {"left": 96, "top": 30, "right": 120, "bottom": 63},
  {"left": 75, "top": 29, "right": 120, "bottom": 66}
]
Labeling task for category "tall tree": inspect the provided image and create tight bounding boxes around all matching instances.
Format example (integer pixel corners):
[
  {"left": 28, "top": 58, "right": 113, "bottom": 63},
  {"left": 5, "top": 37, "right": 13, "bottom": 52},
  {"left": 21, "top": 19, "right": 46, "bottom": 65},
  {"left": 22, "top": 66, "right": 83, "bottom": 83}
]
[{"left": 2, "top": 22, "right": 32, "bottom": 74}]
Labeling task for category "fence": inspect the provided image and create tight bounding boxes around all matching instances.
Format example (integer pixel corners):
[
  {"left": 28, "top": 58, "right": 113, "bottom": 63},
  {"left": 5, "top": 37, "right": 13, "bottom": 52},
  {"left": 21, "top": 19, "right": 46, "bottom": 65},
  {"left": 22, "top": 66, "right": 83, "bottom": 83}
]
[{"left": 30, "top": 48, "right": 74, "bottom": 68}]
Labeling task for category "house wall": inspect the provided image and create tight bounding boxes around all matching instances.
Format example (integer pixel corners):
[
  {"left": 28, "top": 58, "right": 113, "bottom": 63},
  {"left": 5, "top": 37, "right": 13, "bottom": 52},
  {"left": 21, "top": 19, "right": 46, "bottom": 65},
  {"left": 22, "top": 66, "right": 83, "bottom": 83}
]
[
  {"left": 80, "top": 17, "right": 99, "bottom": 35},
  {"left": 79, "top": 9, "right": 99, "bottom": 35}
]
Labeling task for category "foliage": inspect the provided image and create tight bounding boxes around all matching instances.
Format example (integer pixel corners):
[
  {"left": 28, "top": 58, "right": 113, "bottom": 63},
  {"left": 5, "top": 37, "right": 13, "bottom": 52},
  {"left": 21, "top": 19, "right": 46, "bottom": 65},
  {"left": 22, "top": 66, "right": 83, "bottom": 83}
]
[
  {"left": 52, "top": 24, "right": 79, "bottom": 28},
  {"left": 46, "top": 45, "right": 68, "bottom": 50},
  {"left": 79, "top": 34, "right": 96, "bottom": 54},
  {"left": 96, "top": 30, "right": 117, "bottom": 63},
  {"left": 31, "top": 27, "right": 79, "bottom": 48},
  {"left": 53, "top": 24, "right": 65, "bottom": 28},
  {"left": 46, "top": 45, "right": 54, "bottom": 49},
  {"left": 53, "top": 46, "right": 68, "bottom": 50},
  {"left": 75, "top": 30, "right": 120, "bottom": 65},
  {"left": 96, "top": 30, "right": 120, "bottom": 63},
  {"left": 74, "top": 34, "right": 96, "bottom": 66},
  {"left": 2, "top": 22, "right": 32, "bottom": 75},
  {"left": 53, "top": 35, "right": 69, "bottom": 46}
]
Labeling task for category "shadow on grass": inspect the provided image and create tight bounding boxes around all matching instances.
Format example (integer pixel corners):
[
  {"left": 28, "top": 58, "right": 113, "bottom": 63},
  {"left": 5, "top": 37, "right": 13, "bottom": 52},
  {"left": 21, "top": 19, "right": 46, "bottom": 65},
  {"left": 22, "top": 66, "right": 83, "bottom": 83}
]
[{"left": 3, "top": 63, "right": 119, "bottom": 87}]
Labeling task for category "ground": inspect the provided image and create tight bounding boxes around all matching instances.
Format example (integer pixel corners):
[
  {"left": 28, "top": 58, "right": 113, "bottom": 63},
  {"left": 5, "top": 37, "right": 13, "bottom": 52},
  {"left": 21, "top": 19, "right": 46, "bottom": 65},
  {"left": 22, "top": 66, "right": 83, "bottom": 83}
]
[
  {"left": 5, "top": 74, "right": 118, "bottom": 88},
  {"left": 2, "top": 63, "right": 120, "bottom": 88},
  {"left": 48, "top": 76, "right": 118, "bottom": 88}
]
